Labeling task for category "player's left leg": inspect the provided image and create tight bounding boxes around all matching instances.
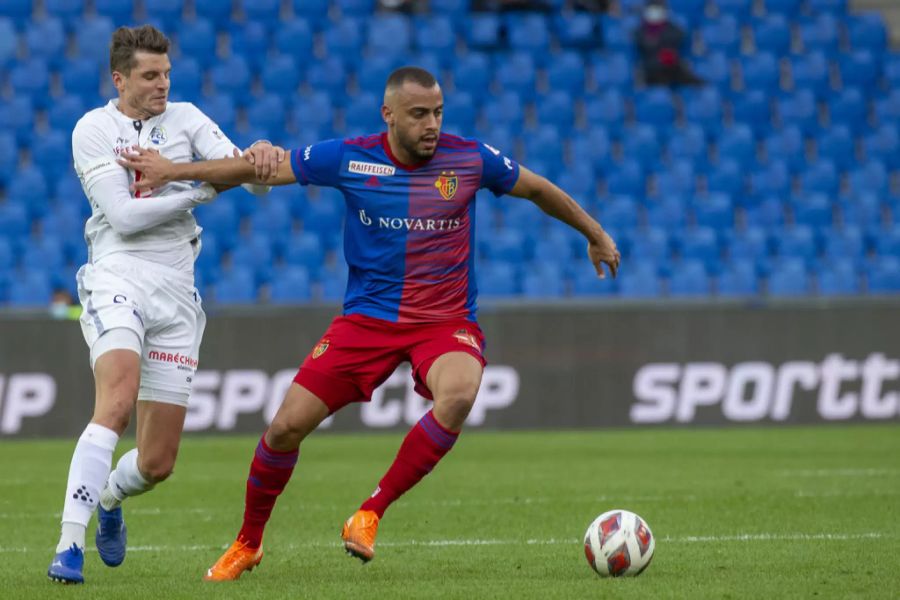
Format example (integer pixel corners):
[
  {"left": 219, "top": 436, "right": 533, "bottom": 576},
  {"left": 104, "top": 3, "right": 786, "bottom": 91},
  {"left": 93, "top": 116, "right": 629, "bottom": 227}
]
[{"left": 344, "top": 351, "right": 483, "bottom": 562}]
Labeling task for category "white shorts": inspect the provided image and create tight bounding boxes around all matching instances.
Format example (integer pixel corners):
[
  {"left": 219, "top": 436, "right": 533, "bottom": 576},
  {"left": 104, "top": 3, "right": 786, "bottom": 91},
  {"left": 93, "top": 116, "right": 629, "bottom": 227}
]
[{"left": 76, "top": 254, "right": 207, "bottom": 405}]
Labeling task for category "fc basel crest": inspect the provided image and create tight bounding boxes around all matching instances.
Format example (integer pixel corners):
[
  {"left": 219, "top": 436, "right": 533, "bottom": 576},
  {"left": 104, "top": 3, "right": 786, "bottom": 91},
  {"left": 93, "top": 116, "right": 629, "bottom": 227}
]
[
  {"left": 434, "top": 171, "right": 458, "bottom": 200},
  {"left": 312, "top": 338, "right": 330, "bottom": 359}
]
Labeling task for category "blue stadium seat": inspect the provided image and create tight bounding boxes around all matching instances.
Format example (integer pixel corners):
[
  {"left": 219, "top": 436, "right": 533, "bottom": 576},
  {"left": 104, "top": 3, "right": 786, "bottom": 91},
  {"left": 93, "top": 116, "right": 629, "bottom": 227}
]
[
  {"left": 0, "top": 96, "right": 36, "bottom": 147},
  {"left": 213, "top": 267, "right": 258, "bottom": 304},
  {"left": 776, "top": 90, "right": 818, "bottom": 135},
  {"left": 816, "top": 125, "right": 856, "bottom": 170},
  {"left": 717, "top": 260, "right": 759, "bottom": 295},
  {"left": 442, "top": 92, "right": 477, "bottom": 132},
  {"left": 210, "top": 56, "right": 251, "bottom": 104},
  {"left": 789, "top": 52, "right": 830, "bottom": 99},
  {"left": 883, "top": 52, "right": 900, "bottom": 88},
  {"left": 414, "top": 15, "right": 456, "bottom": 63},
  {"left": 259, "top": 54, "right": 300, "bottom": 99},
  {"left": 195, "top": 201, "right": 239, "bottom": 249},
  {"left": 0, "top": 18, "right": 16, "bottom": 69},
  {"left": 763, "top": 0, "right": 802, "bottom": 16},
  {"left": 165, "top": 57, "right": 201, "bottom": 100},
  {"left": 773, "top": 225, "right": 817, "bottom": 265},
  {"left": 451, "top": 52, "right": 490, "bottom": 96},
  {"left": 430, "top": 0, "right": 469, "bottom": 25},
  {"left": 247, "top": 94, "right": 287, "bottom": 141},
  {"left": 270, "top": 266, "right": 312, "bottom": 304},
  {"left": 283, "top": 231, "right": 325, "bottom": 277},
  {"left": 0, "top": 132, "right": 17, "bottom": 186},
  {"left": 597, "top": 196, "right": 639, "bottom": 231},
  {"left": 821, "top": 226, "right": 864, "bottom": 265},
  {"left": 506, "top": 13, "right": 551, "bottom": 58},
  {"left": 143, "top": 0, "right": 184, "bottom": 32},
  {"left": 683, "top": 87, "right": 724, "bottom": 138},
  {"left": 477, "top": 260, "right": 520, "bottom": 297},
  {"left": 229, "top": 235, "right": 275, "bottom": 285},
  {"left": 334, "top": 0, "right": 376, "bottom": 14},
  {"left": 466, "top": 14, "right": 500, "bottom": 50},
  {"left": 481, "top": 229, "right": 529, "bottom": 264},
  {"left": 655, "top": 161, "right": 696, "bottom": 195},
  {"left": 676, "top": 226, "right": 721, "bottom": 273},
  {"left": 741, "top": 53, "right": 781, "bottom": 94},
  {"left": 694, "top": 192, "right": 735, "bottom": 229},
  {"left": 47, "top": 95, "right": 84, "bottom": 132},
  {"left": 569, "top": 128, "right": 613, "bottom": 173},
  {"left": 8, "top": 269, "right": 53, "bottom": 307},
  {"left": 797, "top": 14, "right": 839, "bottom": 55},
  {"left": 717, "top": 124, "right": 756, "bottom": 169},
  {"left": 322, "top": 18, "right": 365, "bottom": 68},
  {"left": 44, "top": 0, "right": 84, "bottom": 20},
  {"left": 197, "top": 96, "right": 237, "bottom": 131},
  {"left": 745, "top": 195, "right": 787, "bottom": 228},
  {"left": 536, "top": 91, "right": 576, "bottom": 134},
  {"left": 840, "top": 192, "right": 884, "bottom": 229},
  {"left": 808, "top": 0, "right": 846, "bottom": 16},
  {"left": 669, "top": 0, "right": 707, "bottom": 27},
  {"left": 626, "top": 227, "right": 670, "bottom": 264},
  {"left": 817, "top": 260, "right": 860, "bottom": 296},
  {"left": 874, "top": 224, "right": 900, "bottom": 258},
  {"left": 554, "top": 12, "right": 599, "bottom": 50},
  {"left": 618, "top": 263, "right": 662, "bottom": 298},
  {"left": 344, "top": 92, "right": 384, "bottom": 132},
  {"left": 10, "top": 59, "right": 51, "bottom": 109},
  {"left": 305, "top": 56, "right": 348, "bottom": 99},
  {"left": 1, "top": 0, "right": 32, "bottom": 26},
  {"left": 669, "top": 260, "right": 711, "bottom": 297},
  {"left": 273, "top": 19, "right": 314, "bottom": 61},
  {"left": 176, "top": 19, "right": 216, "bottom": 68},
  {"left": 0, "top": 200, "right": 29, "bottom": 238},
  {"left": 495, "top": 53, "right": 537, "bottom": 102},
  {"left": 194, "top": 0, "right": 233, "bottom": 26},
  {"left": 523, "top": 125, "right": 563, "bottom": 168},
  {"left": 229, "top": 20, "right": 271, "bottom": 71},
  {"left": 584, "top": 91, "right": 626, "bottom": 138},
  {"left": 606, "top": 160, "right": 645, "bottom": 198},
  {"left": 763, "top": 125, "right": 805, "bottom": 173},
  {"left": 666, "top": 124, "right": 708, "bottom": 168},
  {"left": 791, "top": 192, "right": 834, "bottom": 228},
  {"left": 620, "top": 125, "right": 660, "bottom": 171},
  {"left": 732, "top": 90, "right": 772, "bottom": 135},
  {"left": 0, "top": 238, "right": 14, "bottom": 271},
  {"left": 646, "top": 194, "right": 688, "bottom": 229},
  {"left": 367, "top": 14, "right": 411, "bottom": 57},
  {"left": 25, "top": 18, "right": 65, "bottom": 67},
  {"left": 60, "top": 57, "right": 102, "bottom": 102},
  {"left": 73, "top": 16, "right": 114, "bottom": 63},
  {"left": 838, "top": 51, "right": 880, "bottom": 90},
  {"left": 866, "top": 256, "right": 900, "bottom": 294},
  {"left": 873, "top": 89, "right": 900, "bottom": 128},
  {"left": 690, "top": 52, "right": 733, "bottom": 93},
  {"left": 754, "top": 15, "right": 791, "bottom": 55},
  {"left": 846, "top": 13, "right": 887, "bottom": 56},
  {"left": 726, "top": 227, "right": 768, "bottom": 264},
  {"left": 290, "top": 0, "right": 329, "bottom": 27},
  {"left": 30, "top": 130, "right": 71, "bottom": 186},
  {"left": 570, "top": 271, "right": 615, "bottom": 297},
  {"left": 848, "top": 160, "right": 889, "bottom": 196},
  {"left": 241, "top": 0, "right": 280, "bottom": 25},
  {"left": 716, "top": 0, "right": 753, "bottom": 22},
  {"left": 480, "top": 91, "right": 524, "bottom": 130},
  {"left": 701, "top": 17, "right": 740, "bottom": 55},
  {"left": 20, "top": 237, "right": 65, "bottom": 271},
  {"left": 290, "top": 91, "right": 334, "bottom": 134},
  {"left": 635, "top": 88, "right": 676, "bottom": 135},
  {"left": 706, "top": 159, "right": 744, "bottom": 200},
  {"left": 800, "top": 159, "right": 839, "bottom": 195},
  {"left": 767, "top": 259, "right": 810, "bottom": 296},
  {"left": 601, "top": 17, "right": 638, "bottom": 55},
  {"left": 546, "top": 52, "right": 586, "bottom": 96},
  {"left": 591, "top": 53, "right": 633, "bottom": 92}
]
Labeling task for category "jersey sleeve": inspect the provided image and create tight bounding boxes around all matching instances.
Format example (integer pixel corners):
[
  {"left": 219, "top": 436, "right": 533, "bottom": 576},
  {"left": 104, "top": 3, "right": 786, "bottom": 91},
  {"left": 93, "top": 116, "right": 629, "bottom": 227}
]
[
  {"left": 185, "top": 103, "right": 239, "bottom": 160},
  {"left": 72, "top": 115, "right": 121, "bottom": 189},
  {"left": 477, "top": 140, "right": 520, "bottom": 197},
  {"left": 289, "top": 138, "right": 344, "bottom": 187}
]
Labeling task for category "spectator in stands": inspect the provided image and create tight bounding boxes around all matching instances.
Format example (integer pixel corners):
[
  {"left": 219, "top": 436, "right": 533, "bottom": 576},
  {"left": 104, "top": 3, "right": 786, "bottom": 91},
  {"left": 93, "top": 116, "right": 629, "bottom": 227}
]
[
  {"left": 634, "top": 0, "right": 703, "bottom": 86},
  {"left": 472, "top": 0, "right": 554, "bottom": 12}
]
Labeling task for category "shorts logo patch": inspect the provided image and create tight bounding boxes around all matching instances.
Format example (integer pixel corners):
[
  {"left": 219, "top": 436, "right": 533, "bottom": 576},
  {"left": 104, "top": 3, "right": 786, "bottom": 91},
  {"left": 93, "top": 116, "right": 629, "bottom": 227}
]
[
  {"left": 312, "top": 338, "right": 330, "bottom": 359},
  {"left": 434, "top": 171, "right": 458, "bottom": 200},
  {"left": 452, "top": 329, "right": 480, "bottom": 351}
]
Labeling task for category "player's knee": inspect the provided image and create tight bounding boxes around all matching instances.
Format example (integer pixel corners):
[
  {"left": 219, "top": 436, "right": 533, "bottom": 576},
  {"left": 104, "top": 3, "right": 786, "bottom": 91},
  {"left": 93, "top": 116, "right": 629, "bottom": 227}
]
[
  {"left": 266, "top": 415, "right": 310, "bottom": 449},
  {"left": 435, "top": 380, "right": 479, "bottom": 421},
  {"left": 138, "top": 454, "right": 175, "bottom": 483}
]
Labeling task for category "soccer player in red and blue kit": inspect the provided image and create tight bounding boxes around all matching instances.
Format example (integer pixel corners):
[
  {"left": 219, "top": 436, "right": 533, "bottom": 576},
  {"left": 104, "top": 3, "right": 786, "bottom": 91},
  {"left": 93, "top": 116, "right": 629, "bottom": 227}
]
[{"left": 120, "top": 67, "right": 620, "bottom": 580}]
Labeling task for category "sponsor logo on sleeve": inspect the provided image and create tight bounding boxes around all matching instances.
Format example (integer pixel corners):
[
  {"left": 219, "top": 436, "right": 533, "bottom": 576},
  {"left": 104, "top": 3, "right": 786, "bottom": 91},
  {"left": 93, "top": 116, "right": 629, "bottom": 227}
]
[{"left": 348, "top": 160, "right": 396, "bottom": 176}]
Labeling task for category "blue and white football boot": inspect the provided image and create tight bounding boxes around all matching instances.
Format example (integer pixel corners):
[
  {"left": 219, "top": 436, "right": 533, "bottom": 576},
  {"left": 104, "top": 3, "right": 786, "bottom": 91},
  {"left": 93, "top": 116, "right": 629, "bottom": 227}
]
[
  {"left": 47, "top": 543, "right": 84, "bottom": 584},
  {"left": 95, "top": 504, "right": 127, "bottom": 567}
]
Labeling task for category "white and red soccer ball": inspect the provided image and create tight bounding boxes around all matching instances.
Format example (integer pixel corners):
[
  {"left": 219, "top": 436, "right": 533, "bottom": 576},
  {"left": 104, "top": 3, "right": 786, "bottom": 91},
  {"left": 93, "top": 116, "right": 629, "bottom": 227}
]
[{"left": 583, "top": 509, "right": 655, "bottom": 577}]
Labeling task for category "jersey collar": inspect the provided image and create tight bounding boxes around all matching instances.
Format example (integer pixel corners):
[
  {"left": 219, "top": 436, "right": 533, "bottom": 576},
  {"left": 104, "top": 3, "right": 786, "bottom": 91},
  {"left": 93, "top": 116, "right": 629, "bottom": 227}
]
[{"left": 381, "top": 132, "right": 432, "bottom": 171}]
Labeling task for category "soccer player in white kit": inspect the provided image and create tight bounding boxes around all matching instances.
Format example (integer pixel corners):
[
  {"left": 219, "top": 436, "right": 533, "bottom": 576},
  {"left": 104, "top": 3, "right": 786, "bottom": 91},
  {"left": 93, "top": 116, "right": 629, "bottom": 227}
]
[{"left": 47, "top": 25, "right": 282, "bottom": 584}]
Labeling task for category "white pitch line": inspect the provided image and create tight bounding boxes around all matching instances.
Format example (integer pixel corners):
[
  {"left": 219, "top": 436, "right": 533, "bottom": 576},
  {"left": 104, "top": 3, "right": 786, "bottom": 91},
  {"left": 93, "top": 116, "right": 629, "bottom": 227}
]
[
  {"left": 778, "top": 468, "right": 899, "bottom": 477},
  {"left": 1, "top": 532, "right": 891, "bottom": 554}
]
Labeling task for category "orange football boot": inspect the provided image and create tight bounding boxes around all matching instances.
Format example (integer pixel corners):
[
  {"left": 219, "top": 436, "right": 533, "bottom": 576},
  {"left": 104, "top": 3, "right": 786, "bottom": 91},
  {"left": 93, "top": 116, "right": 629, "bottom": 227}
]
[
  {"left": 341, "top": 510, "right": 380, "bottom": 563},
  {"left": 203, "top": 538, "right": 263, "bottom": 581}
]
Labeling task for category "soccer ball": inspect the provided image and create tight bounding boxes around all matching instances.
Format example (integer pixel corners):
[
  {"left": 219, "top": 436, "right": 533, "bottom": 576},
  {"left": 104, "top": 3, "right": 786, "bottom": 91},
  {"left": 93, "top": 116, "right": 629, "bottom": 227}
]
[{"left": 583, "top": 509, "right": 655, "bottom": 577}]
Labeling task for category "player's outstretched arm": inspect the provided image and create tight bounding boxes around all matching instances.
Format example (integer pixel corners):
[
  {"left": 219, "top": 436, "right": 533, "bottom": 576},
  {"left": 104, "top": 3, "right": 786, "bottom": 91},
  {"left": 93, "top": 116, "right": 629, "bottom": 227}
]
[
  {"left": 509, "top": 166, "right": 621, "bottom": 279},
  {"left": 119, "top": 146, "right": 297, "bottom": 193}
]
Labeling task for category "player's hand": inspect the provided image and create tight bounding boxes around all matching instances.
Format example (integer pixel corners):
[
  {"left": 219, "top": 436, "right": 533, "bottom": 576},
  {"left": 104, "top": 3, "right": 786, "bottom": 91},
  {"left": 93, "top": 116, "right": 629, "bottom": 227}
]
[
  {"left": 118, "top": 146, "right": 173, "bottom": 193},
  {"left": 242, "top": 141, "right": 285, "bottom": 182},
  {"left": 588, "top": 229, "right": 620, "bottom": 279}
]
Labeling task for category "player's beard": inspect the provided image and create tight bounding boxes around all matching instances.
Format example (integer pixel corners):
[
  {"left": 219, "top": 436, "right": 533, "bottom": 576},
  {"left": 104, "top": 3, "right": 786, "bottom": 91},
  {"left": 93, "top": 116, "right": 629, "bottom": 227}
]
[{"left": 400, "top": 129, "right": 437, "bottom": 162}]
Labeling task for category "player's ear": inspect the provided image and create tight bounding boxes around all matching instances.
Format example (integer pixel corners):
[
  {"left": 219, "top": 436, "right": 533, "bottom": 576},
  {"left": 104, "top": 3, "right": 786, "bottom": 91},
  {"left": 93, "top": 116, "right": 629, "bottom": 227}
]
[{"left": 381, "top": 104, "right": 392, "bottom": 126}]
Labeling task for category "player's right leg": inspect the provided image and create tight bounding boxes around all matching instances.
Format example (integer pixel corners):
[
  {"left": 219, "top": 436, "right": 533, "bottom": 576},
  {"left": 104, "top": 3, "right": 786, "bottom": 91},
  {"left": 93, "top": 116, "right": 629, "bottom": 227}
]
[
  {"left": 48, "top": 335, "right": 141, "bottom": 584},
  {"left": 204, "top": 382, "right": 330, "bottom": 581}
]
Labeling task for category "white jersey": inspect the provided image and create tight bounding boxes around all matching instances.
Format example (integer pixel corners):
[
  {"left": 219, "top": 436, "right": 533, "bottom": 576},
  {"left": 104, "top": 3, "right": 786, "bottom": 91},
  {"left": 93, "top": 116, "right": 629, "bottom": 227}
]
[{"left": 72, "top": 99, "right": 239, "bottom": 270}]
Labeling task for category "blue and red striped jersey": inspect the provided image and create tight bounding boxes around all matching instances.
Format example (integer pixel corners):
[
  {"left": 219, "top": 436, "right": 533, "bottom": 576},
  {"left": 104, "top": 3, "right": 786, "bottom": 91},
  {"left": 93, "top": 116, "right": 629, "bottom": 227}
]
[{"left": 289, "top": 132, "right": 520, "bottom": 323}]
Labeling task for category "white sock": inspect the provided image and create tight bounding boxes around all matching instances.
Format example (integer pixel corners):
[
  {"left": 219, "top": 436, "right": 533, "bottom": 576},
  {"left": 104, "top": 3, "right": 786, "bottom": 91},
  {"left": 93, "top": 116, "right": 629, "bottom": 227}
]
[
  {"left": 101, "top": 448, "right": 154, "bottom": 511},
  {"left": 57, "top": 423, "right": 119, "bottom": 552}
]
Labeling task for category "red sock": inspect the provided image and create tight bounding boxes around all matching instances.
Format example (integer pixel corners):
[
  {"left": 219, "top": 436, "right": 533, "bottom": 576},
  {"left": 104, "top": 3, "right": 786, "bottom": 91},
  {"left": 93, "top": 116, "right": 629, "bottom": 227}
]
[
  {"left": 237, "top": 435, "right": 298, "bottom": 549},
  {"left": 360, "top": 410, "right": 459, "bottom": 518}
]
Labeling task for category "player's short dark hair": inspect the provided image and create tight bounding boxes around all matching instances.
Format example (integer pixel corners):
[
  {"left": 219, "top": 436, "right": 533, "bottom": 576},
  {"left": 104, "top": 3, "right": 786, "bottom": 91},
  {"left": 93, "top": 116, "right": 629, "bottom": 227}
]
[
  {"left": 385, "top": 66, "right": 439, "bottom": 91},
  {"left": 110, "top": 25, "right": 170, "bottom": 75}
]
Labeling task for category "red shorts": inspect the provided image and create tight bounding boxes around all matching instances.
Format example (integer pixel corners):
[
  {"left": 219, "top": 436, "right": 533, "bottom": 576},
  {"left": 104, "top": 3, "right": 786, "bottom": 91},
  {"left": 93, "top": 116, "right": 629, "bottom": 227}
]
[{"left": 293, "top": 313, "right": 487, "bottom": 413}]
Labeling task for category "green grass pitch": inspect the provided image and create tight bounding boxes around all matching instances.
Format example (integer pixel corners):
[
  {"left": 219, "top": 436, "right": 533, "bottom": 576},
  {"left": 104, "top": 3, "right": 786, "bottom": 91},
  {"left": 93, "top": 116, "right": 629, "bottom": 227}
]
[{"left": 2, "top": 425, "right": 898, "bottom": 599}]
